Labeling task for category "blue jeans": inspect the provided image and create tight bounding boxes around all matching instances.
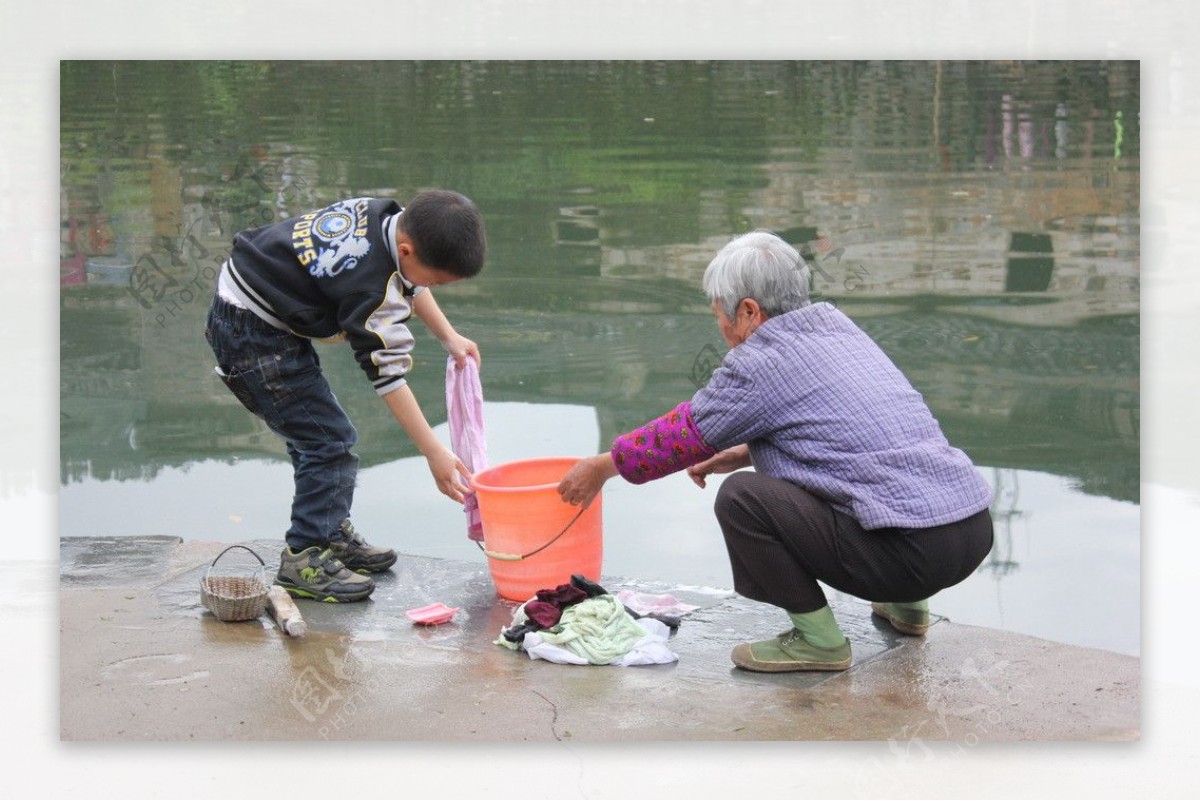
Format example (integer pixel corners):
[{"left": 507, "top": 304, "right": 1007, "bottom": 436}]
[{"left": 204, "top": 296, "right": 358, "bottom": 550}]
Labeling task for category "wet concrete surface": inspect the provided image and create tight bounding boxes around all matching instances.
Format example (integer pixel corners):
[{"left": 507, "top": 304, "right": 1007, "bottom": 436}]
[{"left": 59, "top": 537, "right": 1139, "bottom": 741}]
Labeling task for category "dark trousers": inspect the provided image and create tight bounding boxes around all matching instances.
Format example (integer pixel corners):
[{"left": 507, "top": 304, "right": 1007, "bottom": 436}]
[
  {"left": 714, "top": 471, "right": 994, "bottom": 614},
  {"left": 204, "top": 296, "right": 358, "bottom": 550}
]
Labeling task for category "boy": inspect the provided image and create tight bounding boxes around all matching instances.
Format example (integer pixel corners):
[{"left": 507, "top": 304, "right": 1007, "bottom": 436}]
[{"left": 204, "top": 190, "right": 487, "bottom": 602}]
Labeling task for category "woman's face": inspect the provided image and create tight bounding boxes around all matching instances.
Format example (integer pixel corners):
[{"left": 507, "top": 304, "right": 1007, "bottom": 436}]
[
  {"left": 713, "top": 300, "right": 752, "bottom": 348},
  {"left": 713, "top": 297, "right": 771, "bottom": 348}
]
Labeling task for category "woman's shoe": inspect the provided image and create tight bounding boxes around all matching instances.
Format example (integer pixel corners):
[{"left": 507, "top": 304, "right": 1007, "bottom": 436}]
[
  {"left": 870, "top": 601, "right": 931, "bottom": 636},
  {"left": 731, "top": 629, "right": 852, "bottom": 672}
]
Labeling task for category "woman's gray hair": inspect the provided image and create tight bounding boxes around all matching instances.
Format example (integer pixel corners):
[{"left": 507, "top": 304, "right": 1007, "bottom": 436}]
[{"left": 702, "top": 231, "right": 811, "bottom": 319}]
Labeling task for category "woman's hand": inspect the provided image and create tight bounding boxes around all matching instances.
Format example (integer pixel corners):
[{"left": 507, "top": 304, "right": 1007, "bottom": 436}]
[
  {"left": 687, "top": 444, "right": 752, "bottom": 488},
  {"left": 557, "top": 454, "right": 618, "bottom": 508},
  {"left": 426, "top": 448, "right": 474, "bottom": 503},
  {"left": 443, "top": 333, "right": 481, "bottom": 369}
]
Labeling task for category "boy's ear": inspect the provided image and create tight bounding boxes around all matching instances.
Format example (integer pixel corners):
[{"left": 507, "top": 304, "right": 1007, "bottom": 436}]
[{"left": 395, "top": 232, "right": 414, "bottom": 257}]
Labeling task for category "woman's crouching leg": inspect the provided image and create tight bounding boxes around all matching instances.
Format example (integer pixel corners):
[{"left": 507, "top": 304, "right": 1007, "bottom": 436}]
[{"left": 713, "top": 471, "right": 841, "bottom": 614}]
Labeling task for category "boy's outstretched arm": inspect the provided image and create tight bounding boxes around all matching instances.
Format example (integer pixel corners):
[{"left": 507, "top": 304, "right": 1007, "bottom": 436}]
[
  {"left": 383, "top": 383, "right": 472, "bottom": 503},
  {"left": 412, "top": 289, "right": 480, "bottom": 368}
]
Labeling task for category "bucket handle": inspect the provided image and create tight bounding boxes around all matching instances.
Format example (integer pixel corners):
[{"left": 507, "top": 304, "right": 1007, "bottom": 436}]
[{"left": 477, "top": 506, "right": 586, "bottom": 562}]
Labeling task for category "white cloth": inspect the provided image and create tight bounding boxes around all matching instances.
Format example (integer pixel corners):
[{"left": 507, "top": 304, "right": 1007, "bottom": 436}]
[
  {"left": 495, "top": 596, "right": 680, "bottom": 667},
  {"left": 522, "top": 618, "right": 678, "bottom": 667}
]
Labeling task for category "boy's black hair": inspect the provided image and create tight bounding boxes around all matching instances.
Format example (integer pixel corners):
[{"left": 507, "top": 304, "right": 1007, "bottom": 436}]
[{"left": 398, "top": 189, "right": 487, "bottom": 278}]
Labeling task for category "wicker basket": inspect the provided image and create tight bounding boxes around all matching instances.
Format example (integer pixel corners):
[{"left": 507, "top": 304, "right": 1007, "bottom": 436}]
[{"left": 200, "top": 544, "right": 269, "bottom": 622}]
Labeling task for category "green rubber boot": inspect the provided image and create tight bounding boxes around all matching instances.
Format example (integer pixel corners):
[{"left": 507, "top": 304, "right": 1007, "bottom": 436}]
[
  {"left": 871, "top": 599, "right": 931, "bottom": 635},
  {"left": 730, "top": 606, "right": 851, "bottom": 673}
]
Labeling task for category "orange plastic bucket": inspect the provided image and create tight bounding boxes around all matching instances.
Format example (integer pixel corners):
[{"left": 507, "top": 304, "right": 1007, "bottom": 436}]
[{"left": 470, "top": 457, "right": 603, "bottom": 601}]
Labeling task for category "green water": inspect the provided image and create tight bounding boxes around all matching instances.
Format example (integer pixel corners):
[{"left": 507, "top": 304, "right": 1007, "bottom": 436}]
[{"left": 59, "top": 61, "right": 1140, "bottom": 655}]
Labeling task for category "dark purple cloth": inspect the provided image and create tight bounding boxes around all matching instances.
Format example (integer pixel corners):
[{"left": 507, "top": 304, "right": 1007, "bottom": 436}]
[
  {"left": 523, "top": 583, "right": 589, "bottom": 628},
  {"left": 502, "top": 575, "right": 653, "bottom": 644}
]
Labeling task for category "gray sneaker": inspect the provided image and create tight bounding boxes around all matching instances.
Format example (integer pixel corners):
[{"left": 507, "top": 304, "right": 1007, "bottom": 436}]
[
  {"left": 275, "top": 546, "right": 375, "bottom": 603},
  {"left": 328, "top": 519, "right": 397, "bottom": 574}
]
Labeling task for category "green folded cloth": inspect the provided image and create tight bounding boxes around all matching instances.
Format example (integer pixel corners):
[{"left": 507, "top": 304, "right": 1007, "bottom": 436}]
[{"left": 536, "top": 595, "right": 649, "bottom": 665}]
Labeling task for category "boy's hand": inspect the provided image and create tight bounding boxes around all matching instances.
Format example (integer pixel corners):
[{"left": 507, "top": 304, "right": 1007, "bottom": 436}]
[
  {"left": 427, "top": 448, "right": 474, "bottom": 503},
  {"left": 444, "top": 334, "right": 481, "bottom": 369}
]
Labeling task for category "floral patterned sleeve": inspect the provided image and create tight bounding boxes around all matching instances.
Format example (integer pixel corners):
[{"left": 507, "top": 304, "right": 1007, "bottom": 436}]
[{"left": 611, "top": 401, "right": 718, "bottom": 485}]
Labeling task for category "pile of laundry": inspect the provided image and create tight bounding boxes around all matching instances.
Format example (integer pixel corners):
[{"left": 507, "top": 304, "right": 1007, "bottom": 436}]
[{"left": 494, "top": 575, "right": 699, "bottom": 667}]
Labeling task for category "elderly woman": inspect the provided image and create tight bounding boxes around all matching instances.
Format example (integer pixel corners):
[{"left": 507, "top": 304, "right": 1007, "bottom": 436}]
[{"left": 557, "top": 231, "right": 994, "bottom": 672}]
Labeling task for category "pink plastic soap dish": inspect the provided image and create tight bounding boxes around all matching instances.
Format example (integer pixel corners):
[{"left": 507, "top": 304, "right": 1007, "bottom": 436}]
[{"left": 405, "top": 603, "right": 459, "bottom": 625}]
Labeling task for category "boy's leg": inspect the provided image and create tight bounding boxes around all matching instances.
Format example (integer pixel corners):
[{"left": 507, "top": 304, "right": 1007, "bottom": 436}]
[
  {"left": 275, "top": 348, "right": 396, "bottom": 573},
  {"left": 270, "top": 360, "right": 396, "bottom": 577},
  {"left": 276, "top": 373, "right": 359, "bottom": 553},
  {"left": 205, "top": 297, "right": 375, "bottom": 602},
  {"left": 205, "top": 297, "right": 358, "bottom": 549}
]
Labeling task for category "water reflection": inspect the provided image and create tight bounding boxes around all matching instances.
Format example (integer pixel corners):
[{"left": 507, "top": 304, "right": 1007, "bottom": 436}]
[
  {"left": 918, "top": 467, "right": 1140, "bottom": 657},
  {"left": 60, "top": 401, "right": 1140, "bottom": 656},
  {"left": 59, "top": 60, "right": 1139, "bottom": 654}
]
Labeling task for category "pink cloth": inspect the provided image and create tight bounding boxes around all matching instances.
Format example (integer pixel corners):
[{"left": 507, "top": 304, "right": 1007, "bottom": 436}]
[
  {"left": 446, "top": 355, "right": 487, "bottom": 541},
  {"left": 614, "top": 589, "right": 700, "bottom": 617},
  {"left": 611, "top": 401, "right": 717, "bottom": 485}
]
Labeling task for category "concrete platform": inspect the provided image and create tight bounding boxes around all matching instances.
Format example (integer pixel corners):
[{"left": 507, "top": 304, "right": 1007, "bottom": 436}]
[{"left": 59, "top": 536, "right": 1139, "bottom": 742}]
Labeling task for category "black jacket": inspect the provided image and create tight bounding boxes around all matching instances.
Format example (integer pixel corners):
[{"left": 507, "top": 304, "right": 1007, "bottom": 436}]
[{"left": 222, "top": 197, "right": 421, "bottom": 395}]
